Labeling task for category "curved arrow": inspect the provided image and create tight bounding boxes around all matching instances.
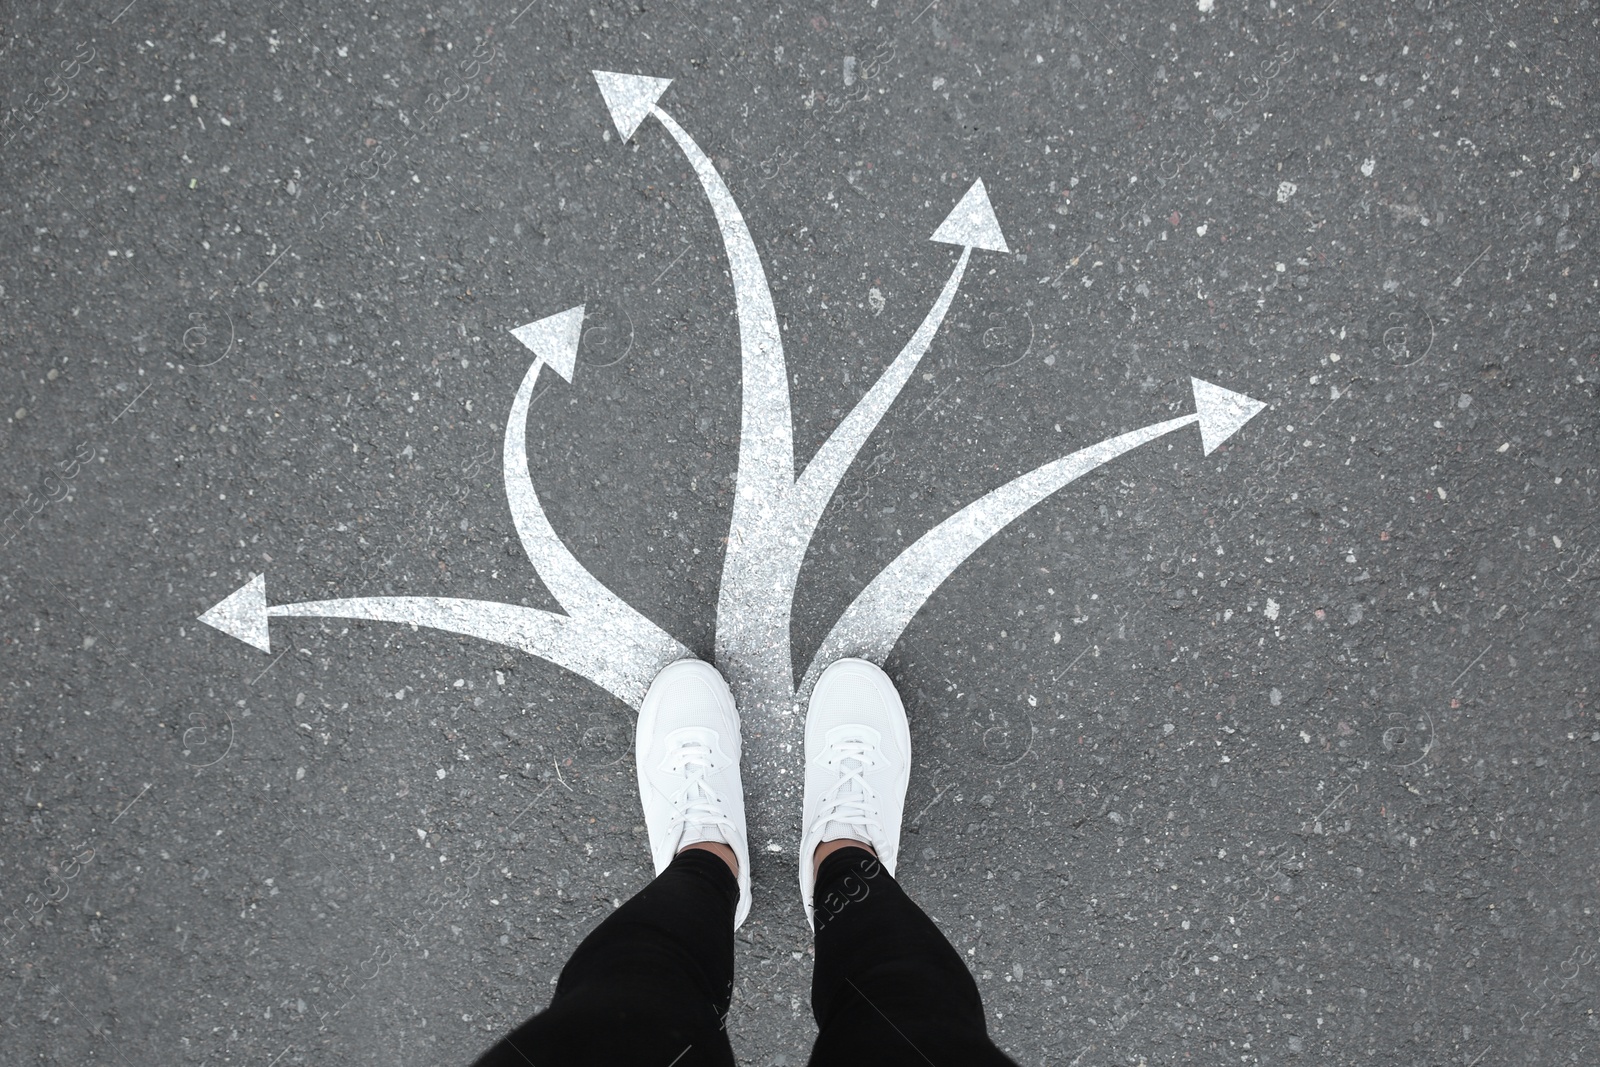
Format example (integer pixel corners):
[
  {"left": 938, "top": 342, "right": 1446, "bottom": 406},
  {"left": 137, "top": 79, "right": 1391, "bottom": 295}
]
[
  {"left": 730, "top": 182, "right": 1009, "bottom": 686},
  {"left": 653, "top": 104, "right": 793, "bottom": 499},
  {"left": 199, "top": 302, "right": 694, "bottom": 706},
  {"left": 799, "top": 378, "right": 1266, "bottom": 691},
  {"left": 707, "top": 250, "right": 975, "bottom": 692},
  {"left": 791, "top": 249, "right": 970, "bottom": 522},
  {"left": 595, "top": 70, "right": 797, "bottom": 693},
  {"left": 505, "top": 305, "right": 595, "bottom": 612},
  {"left": 594, "top": 71, "right": 794, "bottom": 506},
  {"left": 197, "top": 574, "right": 684, "bottom": 708},
  {"left": 594, "top": 75, "right": 1022, "bottom": 697},
  {"left": 794, "top": 179, "right": 1008, "bottom": 537},
  {"left": 503, "top": 306, "right": 671, "bottom": 627}
]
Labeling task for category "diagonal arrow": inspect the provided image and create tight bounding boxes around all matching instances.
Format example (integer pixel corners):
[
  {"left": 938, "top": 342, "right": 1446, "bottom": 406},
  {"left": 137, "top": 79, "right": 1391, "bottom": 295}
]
[
  {"left": 719, "top": 180, "right": 1007, "bottom": 688},
  {"left": 928, "top": 177, "right": 1010, "bottom": 254},
  {"left": 196, "top": 574, "right": 684, "bottom": 708},
  {"left": 791, "top": 178, "right": 1009, "bottom": 537},
  {"left": 799, "top": 377, "right": 1266, "bottom": 691}
]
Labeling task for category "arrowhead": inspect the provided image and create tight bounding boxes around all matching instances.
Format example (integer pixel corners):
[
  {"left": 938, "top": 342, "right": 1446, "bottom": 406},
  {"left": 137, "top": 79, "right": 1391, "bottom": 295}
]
[
  {"left": 1191, "top": 377, "right": 1267, "bottom": 455},
  {"left": 592, "top": 70, "right": 673, "bottom": 140},
  {"left": 510, "top": 305, "right": 585, "bottom": 383},
  {"left": 198, "top": 573, "right": 272, "bottom": 652},
  {"left": 930, "top": 178, "right": 1010, "bottom": 253}
]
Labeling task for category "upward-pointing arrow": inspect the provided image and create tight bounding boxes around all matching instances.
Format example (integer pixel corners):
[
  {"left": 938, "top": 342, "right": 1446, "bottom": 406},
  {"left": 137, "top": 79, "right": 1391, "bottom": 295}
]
[
  {"left": 591, "top": 68, "right": 796, "bottom": 544},
  {"left": 592, "top": 71, "right": 674, "bottom": 140},
  {"left": 510, "top": 305, "right": 585, "bottom": 383},
  {"left": 930, "top": 178, "right": 1010, "bottom": 254}
]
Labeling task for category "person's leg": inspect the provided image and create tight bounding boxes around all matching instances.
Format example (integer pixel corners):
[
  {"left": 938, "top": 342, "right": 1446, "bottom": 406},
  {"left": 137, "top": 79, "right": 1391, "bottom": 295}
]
[
  {"left": 473, "top": 846, "right": 738, "bottom": 1067},
  {"left": 807, "top": 844, "right": 1016, "bottom": 1066},
  {"left": 474, "top": 660, "right": 754, "bottom": 1067},
  {"left": 797, "top": 660, "right": 1016, "bottom": 1067}
]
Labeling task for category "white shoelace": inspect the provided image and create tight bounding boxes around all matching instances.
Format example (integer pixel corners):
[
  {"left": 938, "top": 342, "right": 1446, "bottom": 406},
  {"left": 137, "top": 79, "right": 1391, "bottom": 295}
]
[
  {"left": 664, "top": 739, "right": 734, "bottom": 844},
  {"left": 815, "top": 736, "right": 886, "bottom": 842}
]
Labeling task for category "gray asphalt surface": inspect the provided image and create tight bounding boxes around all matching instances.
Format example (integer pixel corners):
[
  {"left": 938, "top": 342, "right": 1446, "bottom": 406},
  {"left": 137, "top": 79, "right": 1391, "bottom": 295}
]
[{"left": 2, "top": 1, "right": 1597, "bottom": 1064}]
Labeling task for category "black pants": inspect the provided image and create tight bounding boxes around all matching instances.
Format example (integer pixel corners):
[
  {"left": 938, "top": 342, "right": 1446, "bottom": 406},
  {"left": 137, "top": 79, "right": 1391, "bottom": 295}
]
[{"left": 473, "top": 847, "right": 1018, "bottom": 1067}]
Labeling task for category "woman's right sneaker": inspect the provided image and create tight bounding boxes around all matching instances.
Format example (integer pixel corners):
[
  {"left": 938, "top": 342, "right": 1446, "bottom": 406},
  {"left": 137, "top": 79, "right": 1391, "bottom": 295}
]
[{"left": 798, "top": 658, "right": 912, "bottom": 929}]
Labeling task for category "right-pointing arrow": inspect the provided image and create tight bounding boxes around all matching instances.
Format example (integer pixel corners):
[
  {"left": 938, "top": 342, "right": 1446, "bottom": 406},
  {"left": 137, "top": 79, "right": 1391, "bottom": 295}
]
[
  {"left": 930, "top": 178, "right": 1010, "bottom": 254},
  {"left": 1191, "top": 376, "right": 1268, "bottom": 455},
  {"left": 800, "top": 377, "right": 1267, "bottom": 689},
  {"left": 592, "top": 70, "right": 674, "bottom": 140}
]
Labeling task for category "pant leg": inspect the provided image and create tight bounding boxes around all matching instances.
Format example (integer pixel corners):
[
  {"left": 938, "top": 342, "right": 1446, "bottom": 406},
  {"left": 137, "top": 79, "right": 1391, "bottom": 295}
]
[
  {"left": 807, "top": 847, "right": 1018, "bottom": 1067},
  {"left": 474, "top": 847, "right": 738, "bottom": 1067}
]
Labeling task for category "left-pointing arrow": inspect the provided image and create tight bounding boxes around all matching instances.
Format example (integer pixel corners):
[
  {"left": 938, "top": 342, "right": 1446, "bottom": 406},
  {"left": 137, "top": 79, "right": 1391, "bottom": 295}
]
[
  {"left": 197, "top": 571, "right": 571, "bottom": 658},
  {"left": 196, "top": 576, "right": 682, "bottom": 707},
  {"left": 197, "top": 573, "right": 271, "bottom": 652}
]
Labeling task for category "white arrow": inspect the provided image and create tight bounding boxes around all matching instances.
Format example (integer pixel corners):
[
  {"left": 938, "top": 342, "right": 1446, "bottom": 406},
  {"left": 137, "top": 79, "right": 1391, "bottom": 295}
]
[
  {"left": 196, "top": 573, "right": 684, "bottom": 708},
  {"left": 593, "top": 70, "right": 793, "bottom": 510},
  {"left": 510, "top": 304, "right": 584, "bottom": 385},
  {"left": 593, "top": 71, "right": 675, "bottom": 141},
  {"left": 595, "top": 69, "right": 797, "bottom": 696},
  {"left": 503, "top": 304, "right": 634, "bottom": 614},
  {"left": 594, "top": 72, "right": 1023, "bottom": 700},
  {"left": 727, "top": 180, "right": 1009, "bottom": 690},
  {"left": 928, "top": 177, "right": 1010, "bottom": 254},
  {"left": 791, "top": 178, "right": 1009, "bottom": 532},
  {"left": 1190, "top": 376, "right": 1267, "bottom": 455},
  {"left": 502, "top": 305, "right": 686, "bottom": 666},
  {"left": 198, "top": 305, "right": 693, "bottom": 705},
  {"left": 799, "top": 377, "right": 1266, "bottom": 689},
  {"left": 197, "top": 572, "right": 271, "bottom": 652}
]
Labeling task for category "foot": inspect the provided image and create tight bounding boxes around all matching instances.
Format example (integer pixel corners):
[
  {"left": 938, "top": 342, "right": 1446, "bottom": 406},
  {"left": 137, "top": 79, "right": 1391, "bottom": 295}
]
[
  {"left": 636, "top": 659, "right": 752, "bottom": 928},
  {"left": 798, "top": 658, "right": 911, "bottom": 929}
]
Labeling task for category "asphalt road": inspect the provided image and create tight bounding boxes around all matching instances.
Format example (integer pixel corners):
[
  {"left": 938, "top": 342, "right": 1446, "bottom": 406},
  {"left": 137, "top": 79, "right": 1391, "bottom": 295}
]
[{"left": 2, "top": 1, "right": 1596, "bottom": 1064}]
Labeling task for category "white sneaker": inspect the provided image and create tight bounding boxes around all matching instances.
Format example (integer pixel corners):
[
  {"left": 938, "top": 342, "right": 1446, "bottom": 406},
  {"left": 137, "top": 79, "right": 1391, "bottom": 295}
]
[
  {"left": 798, "top": 658, "right": 911, "bottom": 929},
  {"left": 635, "top": 659, "right": 752, "bottom": 928}
]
